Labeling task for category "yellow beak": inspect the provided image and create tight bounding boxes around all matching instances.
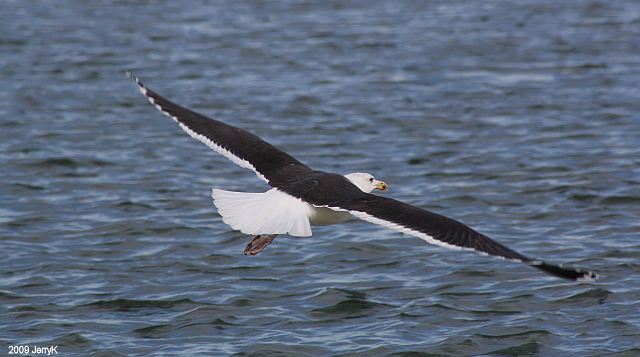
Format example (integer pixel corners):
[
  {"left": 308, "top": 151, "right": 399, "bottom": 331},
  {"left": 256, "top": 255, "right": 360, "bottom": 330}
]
[{"left": 375, "top": 181, "right": 388, "bottom": 191}]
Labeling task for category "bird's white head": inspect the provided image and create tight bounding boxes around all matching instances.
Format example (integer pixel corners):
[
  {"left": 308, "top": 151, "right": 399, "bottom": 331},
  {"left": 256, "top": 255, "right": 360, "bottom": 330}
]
[{"left": 345, "top": 172, "right": 388, "bottom": 193}]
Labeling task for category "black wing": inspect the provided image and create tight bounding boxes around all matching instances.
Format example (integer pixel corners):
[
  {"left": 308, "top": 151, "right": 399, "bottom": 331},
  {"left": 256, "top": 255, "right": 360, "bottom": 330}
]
[
  {"left": 127, "top": 72, "right": 312, "bottom": 186},
  {"left": 328, "top": 192, "right": 597, "bottom": 281}
]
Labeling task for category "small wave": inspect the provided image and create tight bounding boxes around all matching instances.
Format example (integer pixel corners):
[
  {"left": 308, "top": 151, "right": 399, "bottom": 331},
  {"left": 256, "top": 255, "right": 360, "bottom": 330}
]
[
  {"left": 486, "top": 341, "right": 540, "bottom": 356},
  {"left": 31, "top": 157, "right": 80, "bottom": 168},
  {"left": 84, "top": 298, "right": 197, "bottom": 311},
  {"left": 476, "top": 329, "right": 551, "bottom": 339},
  {"left": 310, "top": 298, "right": 390, "bottom": 319},
  {"left": 44, "top": 332, "right": 94, "bottom": 350},
  {"left": 26, "top": 157, "right": 115, "bottom": 168},
  {"left": 600, "top": 195, "right": 640, "bottom": 205},
  {"left": 114, "top": 200, "right": 155, "bottom": 211},
  {"left": 425, "top": 303, "right": 520, "bottom": 315},
  {"left": 306, "top": 287, "right": 368, "bottom": 301},
  {"left": 133, "top": 324, "right": 172, "bottom": 339},
  {"left": 6, "top": 215, "right": 48, "bottom": 228},
  {"left": 554, "top": 288, "right": 611, "bottom": 305},
  {"left": 407, "top": 157, "right": 427, "bottom": 165},
  {"left": 228, "top": 298, "right": 254, "bottom": 307},
  {"left": 135, "top": 320, "right": 238, "bottom": 339},
  {"left": 385, "top": 351, "right": 456, "bottom": 357},
  {"left": 600, "top": 249, "right": 638, "bottom": 258},
  {"left": 0, "top": 290, "right": 28, "bottom": 300},
  {"left": 95, "top": 225, "right": 199, "bottom": 238},
  {"left": 11, "top": 182, "right": 45, "bottom": 191},
  {"left": 567, "top": 193, "right": 600, "bottom": 202},
  {"left": 87, "top": 350, "right": 127, "bottom": 357}
]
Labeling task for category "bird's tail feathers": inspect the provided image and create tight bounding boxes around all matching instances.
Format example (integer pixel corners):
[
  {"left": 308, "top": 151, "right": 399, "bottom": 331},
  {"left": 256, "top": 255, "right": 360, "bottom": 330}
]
[{"left": 211, "top": 188, "right": 312, "bottom": 237}]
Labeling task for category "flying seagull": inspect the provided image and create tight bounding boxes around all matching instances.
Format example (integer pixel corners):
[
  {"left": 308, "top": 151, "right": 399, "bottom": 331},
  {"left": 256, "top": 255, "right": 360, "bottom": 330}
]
[{"left": 127, "top": 72, "right": 596, "bottom": 281}]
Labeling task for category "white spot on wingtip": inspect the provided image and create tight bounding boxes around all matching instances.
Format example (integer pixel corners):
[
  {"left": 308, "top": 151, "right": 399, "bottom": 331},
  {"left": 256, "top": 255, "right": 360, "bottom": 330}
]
[
  {"left": 126, "top": 71, "right": 139, "bottom": 84},
  {"left": 577, "top": 271, "right": 598, "bottom": 282},
  {"left": 125, "top": 71, "right": 148, "bottom": 95}
]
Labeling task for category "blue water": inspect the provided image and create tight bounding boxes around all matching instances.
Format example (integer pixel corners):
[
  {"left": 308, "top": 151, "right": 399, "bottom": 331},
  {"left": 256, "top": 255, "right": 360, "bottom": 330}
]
[{"left": 1, "top": 1, "right": 640, "bottom": 356}]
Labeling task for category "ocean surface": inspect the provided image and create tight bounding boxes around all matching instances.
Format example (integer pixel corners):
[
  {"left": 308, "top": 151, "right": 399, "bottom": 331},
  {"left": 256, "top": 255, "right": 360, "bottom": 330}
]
[{"left": 1, "top": 1, "right": 639, "bottom": 356}]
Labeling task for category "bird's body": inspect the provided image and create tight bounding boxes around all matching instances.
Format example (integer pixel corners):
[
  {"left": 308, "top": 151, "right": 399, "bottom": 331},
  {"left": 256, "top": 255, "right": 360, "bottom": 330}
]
[
  {"left": 307, "top": 205, "right": 352, "bottom": 226},
  {"left": 127, "top": 72, "right": 597, "bottom": 282},
  {"left": 210, "top": 173, "right": 374, "bottom": 238}
]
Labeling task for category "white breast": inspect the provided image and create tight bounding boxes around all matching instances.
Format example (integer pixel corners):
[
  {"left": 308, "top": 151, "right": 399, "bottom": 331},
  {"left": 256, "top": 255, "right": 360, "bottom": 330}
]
[{"left": 305, "top": 204, "right": 352, "bottom": 226}]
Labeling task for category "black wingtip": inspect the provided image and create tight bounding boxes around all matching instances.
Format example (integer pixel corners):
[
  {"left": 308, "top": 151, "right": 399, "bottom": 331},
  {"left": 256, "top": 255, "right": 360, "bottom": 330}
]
[{"left": 528, "top": 261, "right": 597, "bottom": 282}]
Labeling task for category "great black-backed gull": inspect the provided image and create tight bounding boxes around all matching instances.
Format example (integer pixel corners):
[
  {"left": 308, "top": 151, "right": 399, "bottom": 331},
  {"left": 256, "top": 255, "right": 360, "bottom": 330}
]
[{"left": 127, "top": 72, "right": 596, "bottom": 282}]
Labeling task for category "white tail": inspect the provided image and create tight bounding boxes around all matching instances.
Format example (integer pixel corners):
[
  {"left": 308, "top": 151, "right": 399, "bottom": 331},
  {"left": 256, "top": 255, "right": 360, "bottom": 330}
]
[{"left": 211, "top": 188, "right": 312, "bottom": 237}]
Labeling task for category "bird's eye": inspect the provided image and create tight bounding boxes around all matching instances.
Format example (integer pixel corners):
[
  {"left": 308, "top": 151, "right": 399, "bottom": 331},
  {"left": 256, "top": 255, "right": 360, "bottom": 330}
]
[{"left": 369, "top": 178, "right": 374, "bottom": 182}]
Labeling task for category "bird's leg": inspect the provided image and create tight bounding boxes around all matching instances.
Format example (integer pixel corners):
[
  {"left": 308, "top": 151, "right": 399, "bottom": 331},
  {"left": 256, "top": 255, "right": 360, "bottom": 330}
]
[{"left": 244, "top": 234, "right": 278, "bottom": 256}]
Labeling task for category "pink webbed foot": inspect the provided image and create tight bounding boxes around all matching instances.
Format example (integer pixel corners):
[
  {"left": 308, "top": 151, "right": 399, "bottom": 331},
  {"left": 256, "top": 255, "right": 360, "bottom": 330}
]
[{"left": 244, "top": 234, "right": 278, "bottom": 256}]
